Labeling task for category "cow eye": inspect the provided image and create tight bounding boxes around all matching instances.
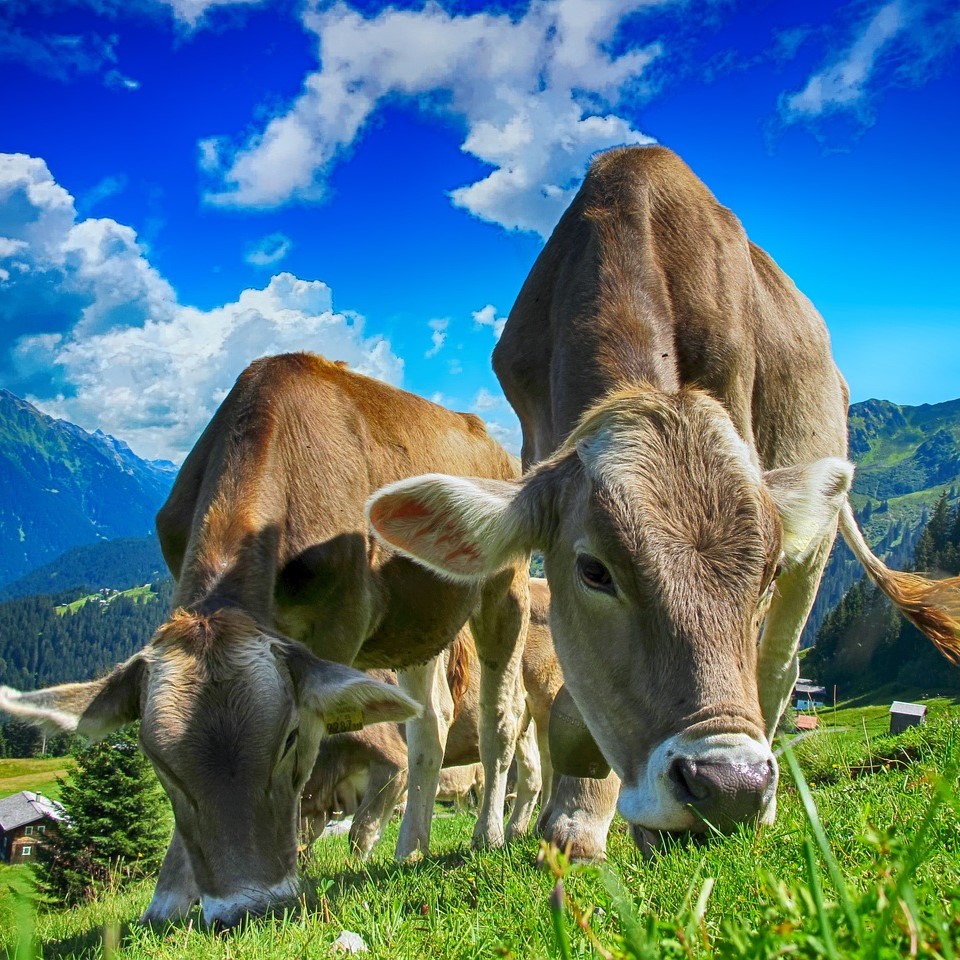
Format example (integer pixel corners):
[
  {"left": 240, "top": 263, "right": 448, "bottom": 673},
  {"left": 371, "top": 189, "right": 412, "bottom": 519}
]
[
  {"left": 577, "top": 554, "right": 615, "bottom": 595},
  {"left": 282, "top": 729, "right": 299, "bottom": 757}
]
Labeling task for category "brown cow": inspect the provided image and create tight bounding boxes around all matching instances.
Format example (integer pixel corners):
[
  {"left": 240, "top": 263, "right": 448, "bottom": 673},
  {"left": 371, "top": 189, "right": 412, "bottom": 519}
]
[
  {"left": 366, "top": 146, "right": 960, "bottom": 857},
  {"left": 0, "top": 353, "right": 529, "bottom": 927},
  {"left": 303, "top": 578, "right": 560, "bottom": 856}
]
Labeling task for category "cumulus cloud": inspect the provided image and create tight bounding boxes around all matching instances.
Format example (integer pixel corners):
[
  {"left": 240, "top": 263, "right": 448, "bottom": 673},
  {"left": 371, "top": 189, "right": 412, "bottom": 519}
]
[
  {"left": 1, "top": 153, "right": 403, "bottom": 463},
  {"left": 0, "top": 154, "right": 176, "bottom": 338},
  {"left": 472, "top": 303, "right": 508, "bottom": 340},
  {"left": 245, "top": 231, "right": 292, "bottom": 267},
  {"left": 202, "top": 0, "right": 661, "bottom": 236},
  {"left": 425, "top": 318, "right": 449, "bottom": 358},
  {"left": 779, "top": 0, "right": 960, "bottom": 127}
]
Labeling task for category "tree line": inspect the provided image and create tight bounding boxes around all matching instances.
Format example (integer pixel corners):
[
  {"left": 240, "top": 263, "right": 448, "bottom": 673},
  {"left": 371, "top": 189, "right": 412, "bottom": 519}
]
[
  {"left": 0, "top": 579, "right": 174, "bottom": 758},
  {"left": 806, "top": 492, "right": 960, "bottom": 692}
]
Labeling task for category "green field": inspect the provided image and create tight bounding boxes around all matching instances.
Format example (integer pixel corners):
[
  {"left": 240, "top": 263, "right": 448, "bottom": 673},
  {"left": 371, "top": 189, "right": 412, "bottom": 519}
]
[
  {"left": 55, "top": 585, "right": 157, "bottom": 617},
  {"left": 0, "top": 757, "right": 73, "bottom": 801},
  {"left": 1, "top": 700, "right": 958, "bottom": 959}
]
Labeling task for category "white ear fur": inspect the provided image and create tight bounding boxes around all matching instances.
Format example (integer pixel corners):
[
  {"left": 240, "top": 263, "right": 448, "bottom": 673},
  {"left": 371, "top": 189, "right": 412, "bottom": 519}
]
[
  {"left": 765, "top": 458, "right": 854, "bottom": 566},
  {"left": 366, "top": 474, "right": 531, "bottom": 581},
  {"left": 294, "top": 658, "right": 421, "bottom": 733},
  {"left": 0, "top": 653, "right": 146, "bottom": 742}
]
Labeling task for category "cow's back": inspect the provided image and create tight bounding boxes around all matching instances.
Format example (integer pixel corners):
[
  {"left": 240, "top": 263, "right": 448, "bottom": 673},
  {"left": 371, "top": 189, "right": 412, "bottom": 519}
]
[
  {"left": 494, "top": 145, "right": 848, "bottom": 470},
  {"left": 156, "top": 352, "right": 519, "bottom": 666}
]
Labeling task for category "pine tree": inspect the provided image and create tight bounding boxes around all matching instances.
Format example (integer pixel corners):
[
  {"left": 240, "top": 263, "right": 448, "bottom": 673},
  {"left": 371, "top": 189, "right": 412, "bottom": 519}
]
[
  {"left": 35, "top": 725, "right": 170, "bottom": 905},
  {"left": 914, "top": 492, "right": 951, "bottom": 571}
]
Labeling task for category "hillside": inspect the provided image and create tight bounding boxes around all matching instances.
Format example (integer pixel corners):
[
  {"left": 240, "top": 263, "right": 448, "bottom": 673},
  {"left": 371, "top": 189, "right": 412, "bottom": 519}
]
[
  {"left": 803, "top": 396, "right": 960, "bottom": 645},
  {"left": 0, "top": 390, "right": 177, "bottom": 587},
  {"left": 0, "top": 579, "right": 174, "bottom": 692},
  {"left": 0, "top": 534, "right": 168, "bottom": 601}
]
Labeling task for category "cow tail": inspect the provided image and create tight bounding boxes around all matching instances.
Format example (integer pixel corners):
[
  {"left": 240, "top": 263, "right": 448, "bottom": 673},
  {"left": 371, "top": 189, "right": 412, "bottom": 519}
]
[
  {"left": 838, "top": 500, "right": 960, "bottom": 664},
  {"left": 446, "top": 632, "right": 472, "bottom": 721}
]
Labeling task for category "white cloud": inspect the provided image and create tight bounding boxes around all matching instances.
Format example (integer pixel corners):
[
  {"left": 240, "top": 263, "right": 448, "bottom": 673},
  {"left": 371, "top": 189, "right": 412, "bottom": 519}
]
[
  {"left": 781, "top": 1, "right": 904, "bottom": 120},
  {"left": 1, "top": 153, "right": 404, "bottom": 463},
  {"left": 779, "top": 0, "right": 960, "bottom": 127},
  {"left": 471, "top": 387, "right": 505, "bottom": 412},
  {"left": 425, "top": 318, "right": 449, "bottom": 358},
  {"left": 153, "top": 0, "right": 265, "bottom": 28},
  {"left": 483, "top": 416, "right": 522, "bottom": 457},
  {"left": 0, "top": 154, "right": 176, "bottom": 337},
  {"left": 472, "top": 303, "right": 508, "bottom": 340},
  {"left": 78, "top": 174, "right": 128, "bottom": 214},
  {"left": 203, "top": 0, "right": 661, "bottom": 236},
  {"left": 245, "top": 231, "right": 292, "bottom": 267}
]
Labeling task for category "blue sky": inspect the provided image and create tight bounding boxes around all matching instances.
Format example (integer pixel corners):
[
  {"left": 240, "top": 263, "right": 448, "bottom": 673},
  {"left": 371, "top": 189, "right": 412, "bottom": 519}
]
[{"left": 1, "top": 0, "right": 958, "bottom": 462}]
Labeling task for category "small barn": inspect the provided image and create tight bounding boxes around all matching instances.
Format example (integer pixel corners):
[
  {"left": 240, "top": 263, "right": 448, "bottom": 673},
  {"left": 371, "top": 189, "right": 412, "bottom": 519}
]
[
  {"left": 0, "top": 791, "right": 64, "bottom": 864},
  {"left": 795, "top": 714, "right": 819, "bottom": 731},
  {"left": 889, "top": 701, "right": 927, "bottom": 735}
]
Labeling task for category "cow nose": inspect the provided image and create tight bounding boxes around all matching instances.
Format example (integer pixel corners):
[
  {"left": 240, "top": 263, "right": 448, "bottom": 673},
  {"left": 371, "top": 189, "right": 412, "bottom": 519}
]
[{"left": 669, "top": 757, "right": 774, "bottom": 830}]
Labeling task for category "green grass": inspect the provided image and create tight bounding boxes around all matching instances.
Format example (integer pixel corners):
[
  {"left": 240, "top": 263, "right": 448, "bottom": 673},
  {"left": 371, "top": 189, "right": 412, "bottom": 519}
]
[
  {"left": 55, "top": 585, "right": 156, "bottom": 616},
  {"left": 2, "top": 710, "right": 958, "bottom": 959},
  {"left": 0, "top": 758, "right": 73, "bottom": 801}
]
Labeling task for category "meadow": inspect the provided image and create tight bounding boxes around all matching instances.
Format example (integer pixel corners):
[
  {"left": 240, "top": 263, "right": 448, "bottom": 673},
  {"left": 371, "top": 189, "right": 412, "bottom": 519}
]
[{"left": 1, "top": 697, "right": 958, "bottom": 959}]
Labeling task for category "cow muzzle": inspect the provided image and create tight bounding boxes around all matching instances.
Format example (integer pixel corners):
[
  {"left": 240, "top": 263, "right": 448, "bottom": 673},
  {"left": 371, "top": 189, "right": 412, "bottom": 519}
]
[
  {"left": 201, "top": 875, "right": 301, "bottom": 930},
  {"left": 618, "top": 732, "right": 778, "bottom": 843}
]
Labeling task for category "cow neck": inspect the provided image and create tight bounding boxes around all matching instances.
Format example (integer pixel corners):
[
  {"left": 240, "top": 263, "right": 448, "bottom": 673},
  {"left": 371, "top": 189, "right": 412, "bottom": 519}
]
[{"left": 175, "top": 534, "right": 279, "bottom": 630}]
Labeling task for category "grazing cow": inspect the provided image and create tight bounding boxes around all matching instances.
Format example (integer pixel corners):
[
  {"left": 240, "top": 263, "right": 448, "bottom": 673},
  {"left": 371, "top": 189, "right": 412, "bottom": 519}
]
[
  {"left": 303, "top": 579, "right": 559, "bottom": 857},
  {"left": 367, "top": 146, "right": 960, "bottom": 856},
  {"left": 0, "top": 353, "right": 529, "bottom": 927}
]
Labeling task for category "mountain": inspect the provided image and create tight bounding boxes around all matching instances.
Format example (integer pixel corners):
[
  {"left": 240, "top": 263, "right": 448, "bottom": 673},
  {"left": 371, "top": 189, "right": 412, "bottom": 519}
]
[
  {"left": 803, "top": 397, "right": 960, "bottom": 645},
  {"left": 0, "top": 390, "right": 177, "bottom": 587},
  {"left": 0, "top": 535, "right": 169, "bottom": 601}
]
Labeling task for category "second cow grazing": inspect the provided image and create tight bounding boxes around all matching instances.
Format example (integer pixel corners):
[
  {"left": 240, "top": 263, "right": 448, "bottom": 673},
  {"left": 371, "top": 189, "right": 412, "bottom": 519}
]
[
  {"left": 0, "top": 353, "right": 529, "bottom": 928},
  {"left": 303, "top": 578, "right": 561, "bottom": 858},
  {"left": 368, "top": 145, "right": 960, "bottom": 857}
]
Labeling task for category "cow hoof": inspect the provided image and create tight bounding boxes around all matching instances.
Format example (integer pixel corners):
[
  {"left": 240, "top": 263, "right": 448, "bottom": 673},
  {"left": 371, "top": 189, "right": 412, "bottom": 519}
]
[
  {"left": 505, "top": 823, "right": 529, "bottom": 843},
  {"left": 541, "top": 820, "right": 607, "bottom": 862},
  {"left": 397, "top": 847, "right": 425, "bottom": 865},
  {"left": 471, "top": 830, "right": 505, "bottom": 850}
]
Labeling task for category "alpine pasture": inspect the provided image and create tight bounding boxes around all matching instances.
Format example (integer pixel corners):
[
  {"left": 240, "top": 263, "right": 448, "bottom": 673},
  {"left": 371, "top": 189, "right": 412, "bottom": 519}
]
[{"left": 2, "top": 697, "right": 958, "bottom": 959}]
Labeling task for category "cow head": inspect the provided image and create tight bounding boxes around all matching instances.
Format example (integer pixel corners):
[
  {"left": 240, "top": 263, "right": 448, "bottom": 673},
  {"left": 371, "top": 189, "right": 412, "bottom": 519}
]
[
  {"left": 0, "top": 608, "right": 419, "bottom": 928},
  {"left": 367, "top": 389, "right": 851, "bottom": 844}
]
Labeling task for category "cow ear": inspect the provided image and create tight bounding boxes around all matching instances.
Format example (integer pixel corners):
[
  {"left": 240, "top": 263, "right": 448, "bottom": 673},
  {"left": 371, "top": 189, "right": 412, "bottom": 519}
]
[
  {"left": 284, "top": 647, "right": 421, "bottom": 732},
  {"left": 0, "top": 652, "right": 147, "bottom": 742},
  {"left": 366, "top": 475, "right": 533, "bottom": 581},
  {"left": 764, "top": 458, "right": 853, "bottom": 566}
]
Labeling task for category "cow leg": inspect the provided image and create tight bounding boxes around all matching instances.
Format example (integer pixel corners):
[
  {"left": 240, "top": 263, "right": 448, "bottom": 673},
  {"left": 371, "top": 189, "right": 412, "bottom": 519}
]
[
  {"left": 395, "top": 655, "right": 453, "bottom": 861},
  {"left": 536, "top": 772, "right": 619, "bottom": 862},
  {"left": 506, "top": 710, "right": 542, "bottom": 840},
  {"left": 350, "top": 761, "right": 407, "bottom": 859},
  {"left": 757, "top": 535, "right": 834, "bottom": 741},
  {"left": 468, "top": 564, "right": 529, "bottom": 848},
  {"left": 140, "top": 829, "right": 199, "bottom": 924}
]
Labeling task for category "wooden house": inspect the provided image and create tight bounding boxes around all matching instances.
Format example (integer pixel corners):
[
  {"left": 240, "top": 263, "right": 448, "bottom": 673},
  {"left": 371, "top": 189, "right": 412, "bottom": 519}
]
[{"left": 0, "top": 791, "right": 64, "bottom": 864}]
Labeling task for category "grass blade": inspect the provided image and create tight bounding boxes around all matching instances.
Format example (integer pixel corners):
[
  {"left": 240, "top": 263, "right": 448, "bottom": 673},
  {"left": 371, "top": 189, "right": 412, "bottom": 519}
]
[{"left": 782, "top": 742, "right": 861, "bottom": 937}]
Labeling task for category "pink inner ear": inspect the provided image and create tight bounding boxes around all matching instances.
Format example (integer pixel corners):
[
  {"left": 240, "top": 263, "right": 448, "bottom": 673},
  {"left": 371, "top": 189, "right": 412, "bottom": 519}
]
[
  {"left": 370, "top": 493, "right": 481, "bottom": 572},
  {"left": 370, "top": 496, "right": 433, "bottom": 527}
]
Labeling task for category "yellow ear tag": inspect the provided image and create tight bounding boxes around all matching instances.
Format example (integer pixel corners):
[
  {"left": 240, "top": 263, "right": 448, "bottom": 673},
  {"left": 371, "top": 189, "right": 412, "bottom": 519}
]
[{"left": 324, "top": 710, "right": 364, "bottom": 735}]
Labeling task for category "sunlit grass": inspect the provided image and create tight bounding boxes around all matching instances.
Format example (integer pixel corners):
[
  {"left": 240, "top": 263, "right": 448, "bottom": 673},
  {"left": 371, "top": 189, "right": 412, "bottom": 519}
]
[{"left": 2, "top": 709, "right": 958, "bottom": 959}]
